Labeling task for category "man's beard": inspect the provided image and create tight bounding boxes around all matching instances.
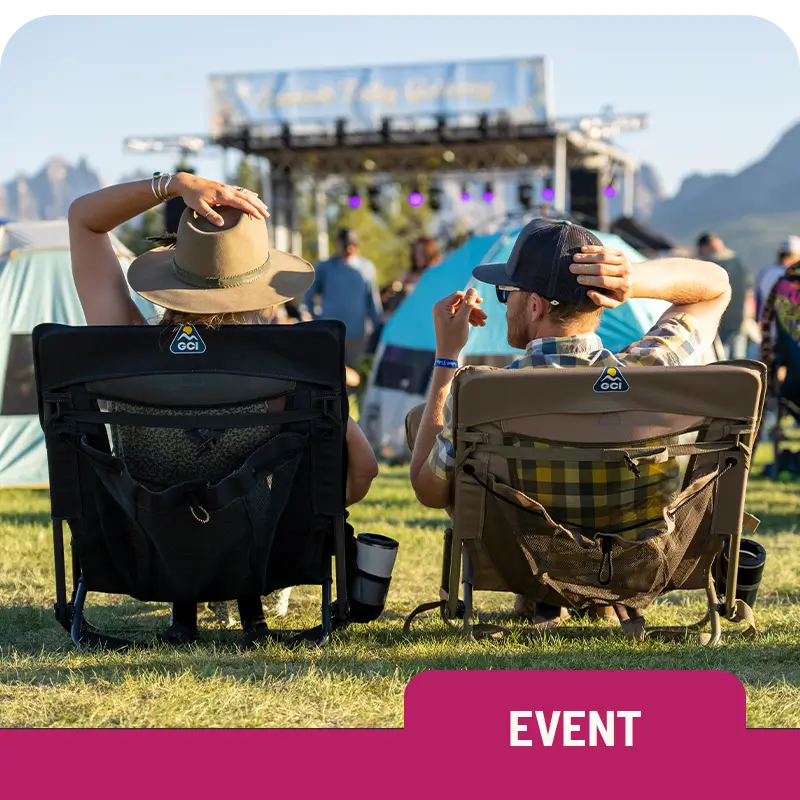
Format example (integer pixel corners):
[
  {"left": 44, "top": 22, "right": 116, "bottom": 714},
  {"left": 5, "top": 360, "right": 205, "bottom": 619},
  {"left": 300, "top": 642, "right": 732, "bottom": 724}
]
[{"left": 506, "top": 307, "right": 530, "bottom": 350}]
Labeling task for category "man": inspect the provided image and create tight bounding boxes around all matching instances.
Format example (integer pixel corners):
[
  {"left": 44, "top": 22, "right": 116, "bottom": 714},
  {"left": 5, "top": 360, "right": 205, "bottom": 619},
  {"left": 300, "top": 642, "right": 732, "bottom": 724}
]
[
  {"left": 755, "top": 235, "right": 800, "bottom": 322},
  {"left": 302, "top": 228, "right": 383, "bottom": 367},
  {"left": 410, "top": 218, "right": 730, "bottom": 624},
  {"left": 696, "top": 232, "right": 752, "bottom": 358}
]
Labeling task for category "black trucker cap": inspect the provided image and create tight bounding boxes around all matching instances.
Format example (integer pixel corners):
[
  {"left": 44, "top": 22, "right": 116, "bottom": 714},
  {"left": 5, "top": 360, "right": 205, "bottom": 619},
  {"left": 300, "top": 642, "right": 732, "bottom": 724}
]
[{"left": 472, "top": 218, "right": 602, "bottom": 305}]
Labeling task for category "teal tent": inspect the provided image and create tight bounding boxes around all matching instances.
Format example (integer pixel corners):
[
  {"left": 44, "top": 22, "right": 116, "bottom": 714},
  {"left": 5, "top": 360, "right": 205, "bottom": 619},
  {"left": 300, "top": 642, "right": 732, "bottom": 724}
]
[
  {"left": 0, "top": 221, "right": 154, "bottom": 487},
  {"left": 362, "top": 224, "right": 670, "bottom": 459}
]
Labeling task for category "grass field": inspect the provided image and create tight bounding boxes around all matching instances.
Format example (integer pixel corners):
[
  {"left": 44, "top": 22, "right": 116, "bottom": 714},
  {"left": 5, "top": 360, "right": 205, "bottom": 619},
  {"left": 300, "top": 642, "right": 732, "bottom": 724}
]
[{"left": 0, "top": 443, "right": 798, "bottom": 728}]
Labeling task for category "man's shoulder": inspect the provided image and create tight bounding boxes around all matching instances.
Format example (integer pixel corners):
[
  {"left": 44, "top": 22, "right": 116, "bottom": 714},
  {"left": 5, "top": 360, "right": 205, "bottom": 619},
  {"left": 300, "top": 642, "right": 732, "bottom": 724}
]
[{"left": 354, "top": 255, "right": 377, "bottom": 272}]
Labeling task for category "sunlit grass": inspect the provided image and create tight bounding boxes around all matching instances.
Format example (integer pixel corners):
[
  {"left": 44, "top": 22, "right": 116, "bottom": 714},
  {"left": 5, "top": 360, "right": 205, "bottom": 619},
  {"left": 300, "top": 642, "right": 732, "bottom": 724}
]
[{"left": 0, "top": 440, "right": 798, "bottom": 728}]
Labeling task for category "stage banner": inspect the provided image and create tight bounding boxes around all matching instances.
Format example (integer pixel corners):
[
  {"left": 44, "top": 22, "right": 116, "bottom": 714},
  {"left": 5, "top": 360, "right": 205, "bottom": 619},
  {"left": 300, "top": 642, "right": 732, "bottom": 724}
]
[
  {"left": 209, "top": 57, "right": 551, "bottom": 136},
  {"left": 2, "top": 670, "right": 794, "bottom": 798}
]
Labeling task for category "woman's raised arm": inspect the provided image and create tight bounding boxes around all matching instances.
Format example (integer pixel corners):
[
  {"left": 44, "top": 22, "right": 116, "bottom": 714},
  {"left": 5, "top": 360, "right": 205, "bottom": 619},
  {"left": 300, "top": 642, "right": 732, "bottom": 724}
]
[{"left": 68, "top": 172, "right": 269, "bottom": 325}]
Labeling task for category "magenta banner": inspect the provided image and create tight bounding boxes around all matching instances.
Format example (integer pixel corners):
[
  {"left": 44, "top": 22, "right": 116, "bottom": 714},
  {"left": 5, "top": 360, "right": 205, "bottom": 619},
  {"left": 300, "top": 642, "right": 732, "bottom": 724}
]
[{"left": 1, "top": 670, "right": 794, "bottom": 798}]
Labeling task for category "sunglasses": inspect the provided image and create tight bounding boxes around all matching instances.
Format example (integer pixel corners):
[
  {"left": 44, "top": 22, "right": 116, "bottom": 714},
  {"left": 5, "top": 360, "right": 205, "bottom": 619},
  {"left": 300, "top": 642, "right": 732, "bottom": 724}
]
[
  {"left": 495, "top": 285, "right": 560, "bottom": 306},
  {"left": 495, "top": 285, "right": 521, "bottom": 304}
]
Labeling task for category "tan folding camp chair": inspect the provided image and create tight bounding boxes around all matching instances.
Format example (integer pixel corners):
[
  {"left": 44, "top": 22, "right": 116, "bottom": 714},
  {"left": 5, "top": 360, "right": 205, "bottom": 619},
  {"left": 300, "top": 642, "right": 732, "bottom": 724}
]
[{"left": 404, "top": 360, "right": 766, "bottom": 645}]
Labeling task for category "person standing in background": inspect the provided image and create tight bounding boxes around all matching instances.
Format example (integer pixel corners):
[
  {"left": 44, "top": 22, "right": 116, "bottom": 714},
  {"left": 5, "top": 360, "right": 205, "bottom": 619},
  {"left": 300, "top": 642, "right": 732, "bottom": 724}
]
[
  {"left": 381, "top": 237, "right": 444, "bottom": 317},
  {"left": 301, "top": 228, "right": 382, "bottom": 367},
  {"left": 756, "top": 236, "right": 800, "bottom": 322},
  {"left": 697, "top": 232, "right": 753, "bottom": 359}
]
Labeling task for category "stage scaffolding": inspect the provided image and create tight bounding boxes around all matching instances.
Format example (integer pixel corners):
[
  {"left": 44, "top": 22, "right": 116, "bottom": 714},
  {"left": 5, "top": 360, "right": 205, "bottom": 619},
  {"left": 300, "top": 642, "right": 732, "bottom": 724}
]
[{"left": 124, "top": 58, "right": 646, "bottom": 255}]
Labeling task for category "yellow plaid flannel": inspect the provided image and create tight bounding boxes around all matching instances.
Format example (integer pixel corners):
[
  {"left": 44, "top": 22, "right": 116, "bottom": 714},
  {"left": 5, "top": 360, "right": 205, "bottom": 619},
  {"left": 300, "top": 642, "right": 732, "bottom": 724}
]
[{"left": 428, "top": 314, "right": 702, "bottom": 536}]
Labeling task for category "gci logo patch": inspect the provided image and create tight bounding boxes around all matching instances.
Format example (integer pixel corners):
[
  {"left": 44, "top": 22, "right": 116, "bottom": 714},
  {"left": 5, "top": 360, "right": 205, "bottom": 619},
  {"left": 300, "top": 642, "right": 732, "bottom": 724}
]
[
  {"left": 170, "top": 325, "right": 206, "bottom": 354},
  {"left": 593, "top": 366, "right": 629, "bottom": 393}
]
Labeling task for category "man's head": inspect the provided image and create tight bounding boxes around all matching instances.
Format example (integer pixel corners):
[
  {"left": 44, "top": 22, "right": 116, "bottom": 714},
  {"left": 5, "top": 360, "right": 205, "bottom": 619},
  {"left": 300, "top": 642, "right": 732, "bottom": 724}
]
[
  {"left": 777, "top": 235, "right": 800, "bottom": 267},
  {"left": 335, "top": 228, "right": 360, "bottom": 259},
  {"left": 472, "top": 219, "right": 605, "bottom": 349},
  {"left": 696, "top": 232, "right": 725, "bottom": 259}
]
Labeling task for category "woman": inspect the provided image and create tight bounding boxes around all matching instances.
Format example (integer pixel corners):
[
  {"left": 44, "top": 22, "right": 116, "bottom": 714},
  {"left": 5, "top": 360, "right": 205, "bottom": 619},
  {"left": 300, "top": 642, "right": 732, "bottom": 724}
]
[{"left": 68, "top": 171, "right": 379, "bottom": 646}]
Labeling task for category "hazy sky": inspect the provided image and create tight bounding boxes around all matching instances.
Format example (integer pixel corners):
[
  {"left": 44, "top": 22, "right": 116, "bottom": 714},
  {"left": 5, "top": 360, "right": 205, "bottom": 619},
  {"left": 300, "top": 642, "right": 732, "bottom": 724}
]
[{"left": 1, "top": 15, "right": 798, "bottom": 196}]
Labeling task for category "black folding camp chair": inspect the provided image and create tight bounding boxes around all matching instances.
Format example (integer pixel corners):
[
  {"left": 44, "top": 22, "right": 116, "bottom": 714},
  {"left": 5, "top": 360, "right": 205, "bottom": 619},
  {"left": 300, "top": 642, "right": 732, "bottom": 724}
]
[{"left": 33, "top": 320, "right": 355, "bottom": 649}]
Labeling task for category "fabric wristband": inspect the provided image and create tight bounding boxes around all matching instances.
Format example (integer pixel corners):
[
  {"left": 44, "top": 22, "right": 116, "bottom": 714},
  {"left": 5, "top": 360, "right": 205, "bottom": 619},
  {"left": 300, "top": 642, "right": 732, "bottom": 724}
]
[{"left": 434, "top": 358, "right": 459, "bottom": 369}]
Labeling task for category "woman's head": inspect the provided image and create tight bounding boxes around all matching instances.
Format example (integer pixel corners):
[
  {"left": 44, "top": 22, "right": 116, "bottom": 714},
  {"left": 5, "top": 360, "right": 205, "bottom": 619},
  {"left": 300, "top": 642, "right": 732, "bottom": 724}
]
[
  {"left": 160, "top": 307, "right": 278, "bottom": 327},
  {"left": 128, "top": 207, "right": 313, "bottom": 316}
]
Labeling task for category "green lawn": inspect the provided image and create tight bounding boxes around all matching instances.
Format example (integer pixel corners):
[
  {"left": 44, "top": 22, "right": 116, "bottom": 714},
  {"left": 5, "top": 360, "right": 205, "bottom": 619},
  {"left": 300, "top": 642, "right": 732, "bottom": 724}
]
[{"left": 0, "top": 443, "right": 798, "bottom": 728}]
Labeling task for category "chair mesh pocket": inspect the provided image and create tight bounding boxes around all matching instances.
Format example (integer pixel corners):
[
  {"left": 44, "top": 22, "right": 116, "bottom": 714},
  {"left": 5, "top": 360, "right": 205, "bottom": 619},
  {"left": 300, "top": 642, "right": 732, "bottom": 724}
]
[
  {"left": 479, "top": 474, "right": 716, "bottom": 609},
  {"left": 79, "top": 432, "right": 306, "bottom": 602}
]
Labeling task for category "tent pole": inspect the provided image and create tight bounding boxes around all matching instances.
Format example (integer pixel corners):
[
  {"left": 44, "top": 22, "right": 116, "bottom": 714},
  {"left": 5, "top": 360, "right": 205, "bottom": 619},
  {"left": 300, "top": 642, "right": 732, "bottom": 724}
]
[
  {"left": 623, "top": 163, "right": 636, "bottom": 219},
  {"left": 553, "top": 134, "right": 567, "bottom": 217},
  {"left": 316, "top": 182, "right": 329, "bottom": 261}
]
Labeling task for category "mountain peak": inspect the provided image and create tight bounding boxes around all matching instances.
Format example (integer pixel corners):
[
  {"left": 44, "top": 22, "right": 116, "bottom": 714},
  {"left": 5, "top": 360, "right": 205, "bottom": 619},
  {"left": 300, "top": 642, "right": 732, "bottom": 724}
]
[{"left": 0, "top": 158, "right": 103, "bottom": 221}]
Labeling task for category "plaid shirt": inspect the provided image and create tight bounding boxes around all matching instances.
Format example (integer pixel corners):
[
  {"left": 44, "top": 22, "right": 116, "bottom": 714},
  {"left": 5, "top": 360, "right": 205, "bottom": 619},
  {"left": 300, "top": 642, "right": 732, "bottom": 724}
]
[{"left": 428, "top": 313, "right": 702, "bottom": 535}]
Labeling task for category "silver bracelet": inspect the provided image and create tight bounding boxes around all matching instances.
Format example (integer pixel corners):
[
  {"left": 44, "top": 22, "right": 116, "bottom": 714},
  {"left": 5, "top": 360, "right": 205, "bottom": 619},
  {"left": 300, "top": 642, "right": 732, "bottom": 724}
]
[
  {"left": 151, "top": 172, "right": 172, "bottom": 203},
  {"left": 151, "top": 172, "right": 162, "bottom": 202},
  {"left": 160, "top": 173, "right": 173, "bottom": 200}
]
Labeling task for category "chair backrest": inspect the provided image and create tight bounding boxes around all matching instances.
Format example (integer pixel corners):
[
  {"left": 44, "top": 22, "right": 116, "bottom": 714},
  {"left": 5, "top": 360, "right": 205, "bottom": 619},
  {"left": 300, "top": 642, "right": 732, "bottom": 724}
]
[
  {"left": 445, "top": 361, "right": 766, "bottom": 608},
  {"left": 33, "top": 320, "right": 351, "bottom": 604}
]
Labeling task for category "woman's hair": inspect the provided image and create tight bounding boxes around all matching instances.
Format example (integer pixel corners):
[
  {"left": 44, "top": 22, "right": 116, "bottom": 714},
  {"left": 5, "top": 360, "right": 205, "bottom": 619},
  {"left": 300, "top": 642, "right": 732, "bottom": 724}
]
[{"left": 160, "top": 307, "right": 279, "bottom": 327}]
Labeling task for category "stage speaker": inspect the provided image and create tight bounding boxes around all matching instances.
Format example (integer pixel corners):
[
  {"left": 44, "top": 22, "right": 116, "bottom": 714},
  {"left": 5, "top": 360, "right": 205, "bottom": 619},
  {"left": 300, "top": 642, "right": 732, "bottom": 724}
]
[{"left": 568, "top": 167, "right": 600, "bottom": 229}]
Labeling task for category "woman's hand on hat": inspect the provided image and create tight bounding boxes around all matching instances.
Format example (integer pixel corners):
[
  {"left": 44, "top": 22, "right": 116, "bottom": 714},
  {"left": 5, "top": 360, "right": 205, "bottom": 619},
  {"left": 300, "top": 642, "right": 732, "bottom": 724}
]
[
  {"left": 569, "top": 246, "right": 632, "bottom": 309},
  {"left": 173, "top": 172, "right": 269, "bottom": 227},
  {"left": 432, "top": 288, "right": 487, "bottom": 360}
]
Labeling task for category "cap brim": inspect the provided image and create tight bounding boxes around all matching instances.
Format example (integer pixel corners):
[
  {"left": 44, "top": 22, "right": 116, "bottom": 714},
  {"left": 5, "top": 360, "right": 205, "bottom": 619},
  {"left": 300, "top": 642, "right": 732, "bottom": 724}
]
[
  {"left": 472, "top": 261, "right": 517, "bottom": 287},
  {"left": 127, "top": 247, "right": 314, "bottom": 314}
]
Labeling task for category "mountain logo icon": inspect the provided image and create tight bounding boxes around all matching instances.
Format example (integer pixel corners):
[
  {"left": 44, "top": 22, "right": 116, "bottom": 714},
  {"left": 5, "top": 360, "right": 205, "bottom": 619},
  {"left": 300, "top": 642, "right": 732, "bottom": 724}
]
[
  {"left": 170, "top": 325, "right": 206, "bottom": 354},
  {"left": 593, "top": 366, "right": 629, "bottom": 393}
]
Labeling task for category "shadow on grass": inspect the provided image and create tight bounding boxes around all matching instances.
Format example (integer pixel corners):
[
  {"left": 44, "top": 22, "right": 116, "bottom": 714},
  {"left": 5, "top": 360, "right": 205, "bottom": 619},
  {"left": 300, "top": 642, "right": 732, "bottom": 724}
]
[
  {"left": 747, "top": 510, "right": 800, "bottom": 533},
  {"left": 0, "top": 510, "right": 52, "bottom": 528},
  {"left": 1, "top": 599, "right": 798, "bottom": 694}
]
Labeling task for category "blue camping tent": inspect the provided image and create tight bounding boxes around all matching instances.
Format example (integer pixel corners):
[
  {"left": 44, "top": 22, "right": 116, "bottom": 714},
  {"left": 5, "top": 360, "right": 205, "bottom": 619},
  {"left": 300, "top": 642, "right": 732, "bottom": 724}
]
[
  {"left": 362, "top": 225, "right": 670, "bottom": 459},
  {"left": 0, "top": 221, "right": 154, "bottom": 487}
]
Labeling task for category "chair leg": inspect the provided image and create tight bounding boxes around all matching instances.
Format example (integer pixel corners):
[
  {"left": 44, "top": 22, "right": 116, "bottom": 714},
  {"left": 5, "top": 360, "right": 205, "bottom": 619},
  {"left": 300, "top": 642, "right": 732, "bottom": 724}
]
[
  {"left": 52, "top": 520, "right": 70, "bottom": 632},
  {"left": 461, "top": 544, "right": 474, "bottom": 641},
  {"left": 705, "top": 570, "right": 722, "bottom": 646},
  {"left": 71, "top": 576, "right": 87, "bottom": 647},
  {"left": 320, "top": 556, "right": 333, "bottom": 645}
]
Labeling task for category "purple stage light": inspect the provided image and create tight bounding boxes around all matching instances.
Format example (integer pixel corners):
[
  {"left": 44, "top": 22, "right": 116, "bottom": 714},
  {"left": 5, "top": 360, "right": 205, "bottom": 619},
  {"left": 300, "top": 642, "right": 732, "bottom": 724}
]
[
  {"left": 541, "top": 187, "right": 555, "bottom": 202},
  {"left": 603, "top": 185, "right": 617, "bottom": 199},
  {"left": 482, "top": 191, "right": 494, "bottom": 204},
  {"left": 348, "top": 195, "right": 362, "bottom": 209},
  {"left": 408, "top": 192, "right": 424, "bottom": 207},
  {"left": 460, "top": 192, "right": 471, "bottom": 202}
]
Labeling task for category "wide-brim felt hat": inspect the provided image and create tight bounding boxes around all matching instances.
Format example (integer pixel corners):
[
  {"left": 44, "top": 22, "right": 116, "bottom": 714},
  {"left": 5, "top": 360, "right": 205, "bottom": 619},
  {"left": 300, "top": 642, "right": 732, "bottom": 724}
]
[{"left": 127, "top": 205, "right": 314, "bottom": 314}]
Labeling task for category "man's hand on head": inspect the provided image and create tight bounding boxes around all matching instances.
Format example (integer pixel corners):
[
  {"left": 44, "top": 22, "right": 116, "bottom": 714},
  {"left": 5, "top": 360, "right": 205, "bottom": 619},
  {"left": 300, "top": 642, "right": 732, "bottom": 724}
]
[
  {"left": 432, "top": 288, "right": 487, "bottom": 359},
  {"left": 569, "top": 246, "right": 633, "bottom": 309}
]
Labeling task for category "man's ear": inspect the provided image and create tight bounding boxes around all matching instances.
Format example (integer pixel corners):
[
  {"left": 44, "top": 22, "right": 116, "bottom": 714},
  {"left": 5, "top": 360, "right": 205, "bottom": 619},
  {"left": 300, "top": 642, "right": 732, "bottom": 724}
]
[{"left": 529, "top": 293, "right": 548, "bottom": 322}]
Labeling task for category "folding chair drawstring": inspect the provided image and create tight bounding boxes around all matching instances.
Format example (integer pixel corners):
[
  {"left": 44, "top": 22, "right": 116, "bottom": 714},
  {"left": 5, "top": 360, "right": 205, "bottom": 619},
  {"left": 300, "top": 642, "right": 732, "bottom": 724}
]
[
  {"left": 189, "top": 502, "right": 210, "bottom": 524},
  {"left": 597, "top": 536, "right": 614, "bottom": 586}
]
